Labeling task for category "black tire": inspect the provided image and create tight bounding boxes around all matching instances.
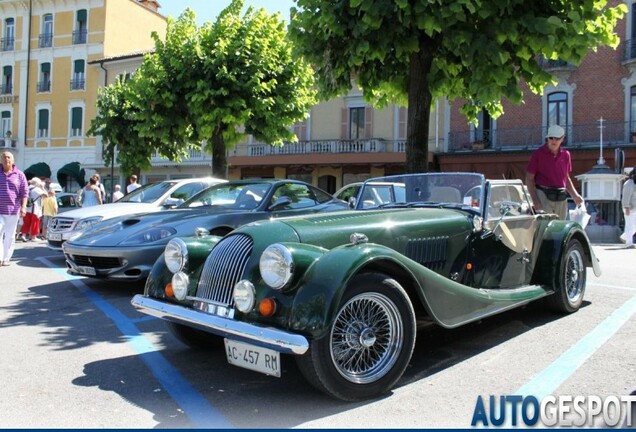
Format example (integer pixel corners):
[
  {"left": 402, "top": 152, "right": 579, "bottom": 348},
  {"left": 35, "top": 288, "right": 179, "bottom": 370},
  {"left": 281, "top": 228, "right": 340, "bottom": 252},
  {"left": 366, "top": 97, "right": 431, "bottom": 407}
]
[
  {"left": 296, "top": 272, "right": 416, "bottom": 401},
  {"left": 546, "top": 239, "right": 586, "bottom": 313},
  {"left": 167, "top": 322, "right": 223, "bottom": 349}
]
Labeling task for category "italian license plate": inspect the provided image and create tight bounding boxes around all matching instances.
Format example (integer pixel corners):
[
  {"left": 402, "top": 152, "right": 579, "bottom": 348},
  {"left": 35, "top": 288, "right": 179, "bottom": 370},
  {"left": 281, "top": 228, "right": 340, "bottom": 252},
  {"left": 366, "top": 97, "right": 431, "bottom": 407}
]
[
  {"left": 48, "top": 233, "right": 62, "bottom": 241},
  {"left": 224, "top": 339, "right": 281, "bottom": 377},
  {"left": 77, "top": 266, "right": 96, "bottom": 276}
]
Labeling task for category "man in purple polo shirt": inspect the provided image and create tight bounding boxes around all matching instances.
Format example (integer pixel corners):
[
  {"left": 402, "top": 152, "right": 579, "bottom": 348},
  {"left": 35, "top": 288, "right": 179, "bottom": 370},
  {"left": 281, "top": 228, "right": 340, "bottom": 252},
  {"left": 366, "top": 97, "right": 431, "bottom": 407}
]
[
  {"left": 0, "top": 151, "right": 29, "bottom": 266},
  {"left": 526, "top": 124, "right": 583, "bottom": 219}
]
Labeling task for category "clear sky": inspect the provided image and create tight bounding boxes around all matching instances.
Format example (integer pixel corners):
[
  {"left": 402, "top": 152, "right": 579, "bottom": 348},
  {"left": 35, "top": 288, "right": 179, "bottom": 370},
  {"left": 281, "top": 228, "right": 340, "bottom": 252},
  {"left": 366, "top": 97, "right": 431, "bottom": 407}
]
[{"left": 157, "top": 0, "right": 296, "bottom": 25}]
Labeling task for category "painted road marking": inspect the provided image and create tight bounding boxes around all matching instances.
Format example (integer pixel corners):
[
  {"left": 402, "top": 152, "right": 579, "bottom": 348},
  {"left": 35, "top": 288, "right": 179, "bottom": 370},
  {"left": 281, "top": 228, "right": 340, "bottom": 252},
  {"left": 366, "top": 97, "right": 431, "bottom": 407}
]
[{"left": 42, "top": 260, "right": 232, "bottom": 429}]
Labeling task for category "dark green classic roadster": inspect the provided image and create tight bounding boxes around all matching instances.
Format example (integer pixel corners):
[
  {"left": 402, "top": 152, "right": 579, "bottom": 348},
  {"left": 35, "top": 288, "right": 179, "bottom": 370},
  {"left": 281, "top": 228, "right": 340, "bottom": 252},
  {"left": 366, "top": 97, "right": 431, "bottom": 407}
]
[{"left": 131, "top": 173, "right": 600, "bottom": 401}]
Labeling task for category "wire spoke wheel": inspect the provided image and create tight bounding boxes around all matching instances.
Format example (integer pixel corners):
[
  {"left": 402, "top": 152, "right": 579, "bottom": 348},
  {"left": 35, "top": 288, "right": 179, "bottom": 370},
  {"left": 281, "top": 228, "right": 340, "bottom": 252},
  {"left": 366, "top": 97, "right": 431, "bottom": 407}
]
[
  {"left": 330, "top": 292, "right": 403, "bottom": 384},
  {"left": 564, "top": 248, "right": 585, "bottom": 304}
]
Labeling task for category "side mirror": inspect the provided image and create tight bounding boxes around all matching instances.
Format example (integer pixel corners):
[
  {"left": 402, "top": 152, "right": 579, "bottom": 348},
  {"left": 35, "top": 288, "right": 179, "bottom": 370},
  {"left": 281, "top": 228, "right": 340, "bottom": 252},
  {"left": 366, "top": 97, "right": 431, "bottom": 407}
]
[
  {"left": 348, "top": 196, "right": 357, "bottom": 209},
  {"left": 163, "top": 197, "right": 182, "bottom": 208}
]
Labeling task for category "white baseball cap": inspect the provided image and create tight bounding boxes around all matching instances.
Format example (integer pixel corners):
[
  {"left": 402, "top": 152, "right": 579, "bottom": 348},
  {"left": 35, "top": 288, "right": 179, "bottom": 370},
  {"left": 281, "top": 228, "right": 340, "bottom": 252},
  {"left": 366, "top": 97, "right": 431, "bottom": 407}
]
[{"left": 546, "top": 124, "right": 565, "bottom": 138}]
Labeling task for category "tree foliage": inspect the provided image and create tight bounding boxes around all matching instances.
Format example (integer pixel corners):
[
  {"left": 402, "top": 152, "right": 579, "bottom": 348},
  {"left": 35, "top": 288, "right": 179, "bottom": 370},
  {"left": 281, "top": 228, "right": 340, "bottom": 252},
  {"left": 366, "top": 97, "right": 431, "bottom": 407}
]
[
  {"left": 289, "top": 0, "right": 626, "bottom": 173},
  {"left": 124, "top": 0, "right": 317, "bottom": 177}
]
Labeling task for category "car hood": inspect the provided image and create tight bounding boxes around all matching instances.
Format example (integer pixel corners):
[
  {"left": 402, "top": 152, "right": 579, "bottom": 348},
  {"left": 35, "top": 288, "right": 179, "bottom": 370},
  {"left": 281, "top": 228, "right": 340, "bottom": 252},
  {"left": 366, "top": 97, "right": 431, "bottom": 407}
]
[
  {"left": 68, "top": 207, "right": 253, "bottom": 247},
  {"left": 240, "top": 207, "right": 472, "bottom": 250},
  {"left": 55, "top": 202, "right": 162, "bottom": 221}
]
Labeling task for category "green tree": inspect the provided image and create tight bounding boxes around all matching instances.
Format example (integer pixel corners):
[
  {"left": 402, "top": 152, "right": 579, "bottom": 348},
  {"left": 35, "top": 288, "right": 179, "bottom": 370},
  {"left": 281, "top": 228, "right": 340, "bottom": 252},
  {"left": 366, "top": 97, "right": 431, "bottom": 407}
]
[
  {"left": 130, "top": 0, "right": 317, "bottom": 177},
  {"left": 289, "top": 0, "right": 626, "bottom": 173}
]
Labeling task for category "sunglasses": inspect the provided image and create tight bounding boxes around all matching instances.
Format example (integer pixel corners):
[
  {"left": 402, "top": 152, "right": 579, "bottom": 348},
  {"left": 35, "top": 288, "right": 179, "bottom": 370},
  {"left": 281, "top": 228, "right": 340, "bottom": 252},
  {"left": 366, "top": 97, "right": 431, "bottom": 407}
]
[{"left": 547, "top": 136, "right": 563, "bottom": 140}]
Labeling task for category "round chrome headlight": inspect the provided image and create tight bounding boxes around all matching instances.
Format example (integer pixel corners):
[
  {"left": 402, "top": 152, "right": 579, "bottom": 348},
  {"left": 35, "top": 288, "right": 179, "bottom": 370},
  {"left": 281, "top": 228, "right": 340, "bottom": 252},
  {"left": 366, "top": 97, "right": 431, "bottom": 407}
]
[
  {"left": 171, "top": 272, "right": 189, "bottom": 301},
  {"left": 233, "top": 280, "right": 256, "bottom": 313},
  {"left": 165, "top": 238, "right": 188, "bottom": 273},
  {"left": 259, "top": 243, "right": 293, "bottom": 290}
]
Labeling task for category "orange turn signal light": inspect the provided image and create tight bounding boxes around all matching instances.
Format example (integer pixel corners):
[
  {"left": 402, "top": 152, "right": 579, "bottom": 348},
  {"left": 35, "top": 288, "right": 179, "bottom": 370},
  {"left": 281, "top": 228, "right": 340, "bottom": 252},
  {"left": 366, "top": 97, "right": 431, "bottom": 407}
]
[
  {"left": 165, "top": 283, "right": 174, "bottom": 298},
  {"left": 258, "top": 298, "right": 277, "bottom": 317},
  {"left": 466, "top": 263, "right": 473, "bottom": 270}
]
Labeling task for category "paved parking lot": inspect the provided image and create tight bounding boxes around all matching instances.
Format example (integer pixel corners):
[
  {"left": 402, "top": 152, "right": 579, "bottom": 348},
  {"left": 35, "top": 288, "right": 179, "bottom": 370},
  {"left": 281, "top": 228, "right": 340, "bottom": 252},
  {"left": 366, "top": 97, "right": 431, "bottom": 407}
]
[{"left": 0, "top": 240, "right": 634, "bottom": 428}]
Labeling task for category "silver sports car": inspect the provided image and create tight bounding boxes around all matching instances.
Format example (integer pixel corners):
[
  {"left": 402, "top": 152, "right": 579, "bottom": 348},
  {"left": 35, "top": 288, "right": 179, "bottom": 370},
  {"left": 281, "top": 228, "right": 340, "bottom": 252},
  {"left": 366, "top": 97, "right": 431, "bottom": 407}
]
[{"left": 62, "top": 179, "right": 348, "bottom": 282}]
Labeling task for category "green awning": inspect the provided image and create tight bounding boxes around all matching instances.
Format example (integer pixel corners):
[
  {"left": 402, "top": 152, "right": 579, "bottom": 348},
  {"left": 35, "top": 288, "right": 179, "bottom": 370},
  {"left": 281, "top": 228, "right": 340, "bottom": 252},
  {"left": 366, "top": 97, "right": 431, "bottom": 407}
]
[
  {"left": 57, "top": 162, "right": 85, "bottom": 188},
  {"left": 24, "top": 162, "right": 51, "bottom": 180}
]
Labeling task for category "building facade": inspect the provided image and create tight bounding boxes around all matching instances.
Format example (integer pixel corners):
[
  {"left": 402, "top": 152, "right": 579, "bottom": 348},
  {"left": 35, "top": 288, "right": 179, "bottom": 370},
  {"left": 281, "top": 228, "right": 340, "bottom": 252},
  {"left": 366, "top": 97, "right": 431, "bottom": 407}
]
[{"left": 0, "top": 0, "right": 165, "bottom": 193}]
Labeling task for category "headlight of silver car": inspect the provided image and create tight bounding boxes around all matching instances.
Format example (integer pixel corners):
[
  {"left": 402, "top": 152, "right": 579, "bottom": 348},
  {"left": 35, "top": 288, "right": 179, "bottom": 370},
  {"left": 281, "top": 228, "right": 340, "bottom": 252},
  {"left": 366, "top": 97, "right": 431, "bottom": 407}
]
[
  {"left": 164, "top": 238, "right": 188, "bottom": 273},
  {"left": 259, "top": 243, "right": 293, "bottom": 290},
  {"left": 120, "top": 227, "right": 177, "bottom": 245},
  {"left": 74, "top": 216, "right": 103, "bottom": 231}
]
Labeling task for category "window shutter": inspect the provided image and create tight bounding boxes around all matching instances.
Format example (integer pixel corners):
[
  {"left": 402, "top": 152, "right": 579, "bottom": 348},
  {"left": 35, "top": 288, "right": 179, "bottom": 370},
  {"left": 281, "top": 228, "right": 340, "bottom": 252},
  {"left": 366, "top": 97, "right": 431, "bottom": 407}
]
[
  {"left": 364, "top": 106, "right": 373, "bottom": 138},
  {"left": 71, "top": 107, "right": 82, "bottom": 129},
  {"left": 77, "top": 9, "right": 87, "bottom": 21},
  {"left": 74, "top": 59, "right": 84, "bottom": 73},
  {"left": 38, "top": 109, "right": 49, "bottom": 129},
  {"left": 41, "top": 62, "right": 50, "bottom": 73},
  {"left": 341, "top": 108, "right": 348, "bottom": 139},
  {"left": 398, "top": 107, "right": 407, "bottom": 139}
]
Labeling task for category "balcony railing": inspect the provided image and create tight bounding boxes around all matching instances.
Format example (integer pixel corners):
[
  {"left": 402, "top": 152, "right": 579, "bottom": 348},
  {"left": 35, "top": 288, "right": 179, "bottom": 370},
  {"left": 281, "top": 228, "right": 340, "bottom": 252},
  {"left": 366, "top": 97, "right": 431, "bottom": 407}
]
[
  {"left": 72, "top": 30, "right": 87, "bottom": 44},
  {"left": 151, "top": 148, "right": 205, "bottom": 162},
  {"left": 69, "top": 79, "right": 85, "bottom": 91},
  {"left": 0, "top": 137, "right": 17, "bottom": 148},
  {"left": 38, "top": 34, "right": 53, "bottom": 48},
  {"left": 624, "top": 39, "right": 636, "bottom": 63},
  {"left": 0, "top": 84, "right": 12, "bottom": 95},
  {"left": 538, "top": 57, "right": 576, "bottom": 71},
  {"left": 0, "top": 37, "right": 14, "bottom": 51},
  {"left": 448, "top": 121, "right": 634, "bottom": 152},
  {"left": 230, "top": 138, "right": 409, "bottom": 157},
  {"left": 37, "top": 81, "right": 51, "bottom": 92}
]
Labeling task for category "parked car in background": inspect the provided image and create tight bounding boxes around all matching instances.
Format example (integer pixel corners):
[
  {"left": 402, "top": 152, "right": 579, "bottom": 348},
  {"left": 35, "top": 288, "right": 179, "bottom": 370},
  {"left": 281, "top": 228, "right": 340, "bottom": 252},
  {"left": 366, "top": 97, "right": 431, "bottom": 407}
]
[
  {"left": 132, "top": 172, "right": 600, "bottom": 401},
  {"left": 334, "top": 181, "right": 406, "bottom": 208},
  {"left": 47, "top": 177, "right": 225, "bottom": 251},
  {"left": 56, "top": 192, "right": 81, "bottom": 213},
  {"left": 62, "top": 179, "right": 348, "bottom": 282}
]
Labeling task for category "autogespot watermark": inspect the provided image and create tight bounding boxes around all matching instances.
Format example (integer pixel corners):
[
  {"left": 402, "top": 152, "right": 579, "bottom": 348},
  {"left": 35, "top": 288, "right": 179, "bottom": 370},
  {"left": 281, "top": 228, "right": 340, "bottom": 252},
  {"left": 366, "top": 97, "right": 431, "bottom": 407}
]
[{"left": 471, "top": 394, "right": 636, "bottom": 427}]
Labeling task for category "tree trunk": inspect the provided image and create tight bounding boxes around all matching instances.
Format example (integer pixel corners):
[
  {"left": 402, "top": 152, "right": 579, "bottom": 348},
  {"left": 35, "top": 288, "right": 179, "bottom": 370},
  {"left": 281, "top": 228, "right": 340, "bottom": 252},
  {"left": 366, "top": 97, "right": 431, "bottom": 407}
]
[
  {"left": 406, "top": 44, "right": 435, "bottom": 173},
  {"left": 211, "top": 130, "right": 227, "bottom": 179}
]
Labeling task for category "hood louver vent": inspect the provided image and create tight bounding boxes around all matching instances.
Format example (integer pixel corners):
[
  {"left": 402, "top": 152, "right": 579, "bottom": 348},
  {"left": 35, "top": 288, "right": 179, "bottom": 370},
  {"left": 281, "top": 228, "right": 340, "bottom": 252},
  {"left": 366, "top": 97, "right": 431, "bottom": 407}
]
[{"left": 405, "top": 236, "right": 448, "bottom": 270}]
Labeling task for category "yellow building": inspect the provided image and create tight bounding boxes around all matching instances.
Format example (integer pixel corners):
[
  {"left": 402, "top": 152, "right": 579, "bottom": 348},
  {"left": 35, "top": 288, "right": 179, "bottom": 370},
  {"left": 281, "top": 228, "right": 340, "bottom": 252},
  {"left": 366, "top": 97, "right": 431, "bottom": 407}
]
[{"left": 0, "top": 0, "right": 165, "bottom": 191}]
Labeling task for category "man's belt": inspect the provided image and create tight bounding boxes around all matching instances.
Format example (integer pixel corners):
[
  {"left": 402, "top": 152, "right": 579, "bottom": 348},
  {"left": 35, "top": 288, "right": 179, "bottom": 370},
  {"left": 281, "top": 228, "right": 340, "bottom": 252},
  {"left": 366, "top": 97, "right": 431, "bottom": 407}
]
[{"left": 536, "top": 184, "right": 568, "bottom": 201}]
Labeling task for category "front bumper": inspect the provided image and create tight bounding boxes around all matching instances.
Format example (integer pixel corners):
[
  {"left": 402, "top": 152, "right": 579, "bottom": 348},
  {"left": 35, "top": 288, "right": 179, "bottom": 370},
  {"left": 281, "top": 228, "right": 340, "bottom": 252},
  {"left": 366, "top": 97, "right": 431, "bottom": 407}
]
[
  {"left": 63, "top": 243, "right": 164, "bottom": 281},
  {"left": 131, "top": 294, "right": 309, "bottom": 355}
]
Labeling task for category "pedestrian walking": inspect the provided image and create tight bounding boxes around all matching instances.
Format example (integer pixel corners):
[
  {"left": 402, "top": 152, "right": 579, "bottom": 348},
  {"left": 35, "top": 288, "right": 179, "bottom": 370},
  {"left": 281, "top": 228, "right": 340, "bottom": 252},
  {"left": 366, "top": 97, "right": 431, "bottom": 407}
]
[
  {"left": 19, "top": 177, "right": 48, "bottom": 242},
  {"left": 80, "top": 176, "right": 103, "bottom": 207},
  {"left": 620, "top": 166, "right": 636, "bottom": 248},
  {"left": 112, "top": 184, "right": 124, "bottom": 202},
  {"left": 0, "top": 151, "right": 28, "bottom": 265},
  {"left": 127, "top": 175, "right": 141, "bottom": 194},
  {"left": 525, "top": 124, "right": 583, "bottom": 219},
  {"left": 40, "top": 189, "right": 58, "bottom": 240}
]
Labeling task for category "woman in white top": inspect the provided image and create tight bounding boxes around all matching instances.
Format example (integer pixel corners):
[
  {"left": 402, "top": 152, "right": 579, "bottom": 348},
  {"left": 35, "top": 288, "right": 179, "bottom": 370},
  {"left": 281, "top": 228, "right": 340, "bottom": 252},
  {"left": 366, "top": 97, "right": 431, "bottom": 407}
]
[
  {"left": 81, "top": 176, "right": 103, "bottom": 207},
  {"left": 620, "top": 166, "right": 636, "bottom": 248}
]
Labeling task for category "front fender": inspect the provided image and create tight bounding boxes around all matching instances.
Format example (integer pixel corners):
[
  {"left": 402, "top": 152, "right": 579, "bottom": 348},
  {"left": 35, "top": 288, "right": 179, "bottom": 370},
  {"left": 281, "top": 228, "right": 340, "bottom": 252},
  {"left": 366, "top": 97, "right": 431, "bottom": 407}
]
[{"left": 287, "top": 242, "right": 412, "bottom": 340}]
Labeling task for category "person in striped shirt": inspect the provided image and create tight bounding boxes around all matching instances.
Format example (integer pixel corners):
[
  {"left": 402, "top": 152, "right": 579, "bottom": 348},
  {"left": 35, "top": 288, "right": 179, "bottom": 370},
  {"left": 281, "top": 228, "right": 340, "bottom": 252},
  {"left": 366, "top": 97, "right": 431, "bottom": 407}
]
[{"left": 0, "top": 151, "right": 28, "bottom": 266}]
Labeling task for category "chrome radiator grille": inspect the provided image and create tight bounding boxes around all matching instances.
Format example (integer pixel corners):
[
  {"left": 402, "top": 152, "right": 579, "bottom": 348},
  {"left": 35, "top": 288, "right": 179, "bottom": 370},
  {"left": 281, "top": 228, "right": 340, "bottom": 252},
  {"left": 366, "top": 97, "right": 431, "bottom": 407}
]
[{"left": 195, "top": 234, "right": 253, "bottom": 307}]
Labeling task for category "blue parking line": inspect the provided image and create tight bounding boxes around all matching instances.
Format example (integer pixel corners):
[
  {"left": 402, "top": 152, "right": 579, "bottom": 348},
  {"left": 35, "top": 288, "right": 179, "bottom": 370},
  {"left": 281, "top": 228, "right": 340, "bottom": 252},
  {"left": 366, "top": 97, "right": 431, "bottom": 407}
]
[
  {"left": 45, "top": 262, "right": 232, "bottom": 428},
  {"left": 516, "top": 294, "right": 636, "bottom": 399}
]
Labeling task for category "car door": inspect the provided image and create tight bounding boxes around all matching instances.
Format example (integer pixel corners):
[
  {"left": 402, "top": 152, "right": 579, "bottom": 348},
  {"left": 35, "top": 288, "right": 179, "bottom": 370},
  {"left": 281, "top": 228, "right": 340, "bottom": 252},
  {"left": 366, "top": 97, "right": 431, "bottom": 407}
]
[{"left": 469, "top": 182, "right": 539, "bottom": 289}]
